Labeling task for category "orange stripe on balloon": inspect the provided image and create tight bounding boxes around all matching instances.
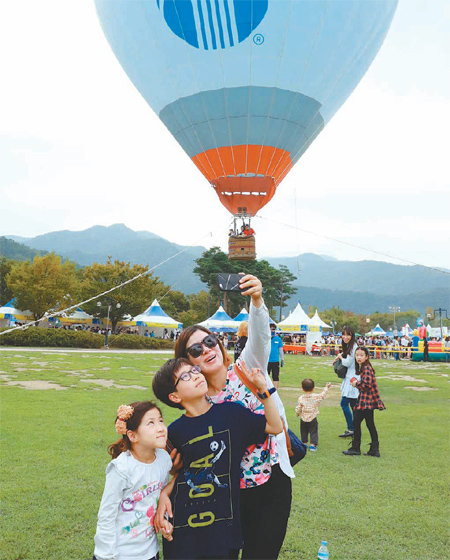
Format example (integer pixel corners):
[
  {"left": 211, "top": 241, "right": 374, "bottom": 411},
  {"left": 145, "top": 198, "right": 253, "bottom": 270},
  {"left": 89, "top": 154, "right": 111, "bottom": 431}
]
[
  {"left": 192, "top": 145, "right": 293, "bottom": 216},
  {"left": 192, "top": 145, "right": 292, "bottom": 185}
]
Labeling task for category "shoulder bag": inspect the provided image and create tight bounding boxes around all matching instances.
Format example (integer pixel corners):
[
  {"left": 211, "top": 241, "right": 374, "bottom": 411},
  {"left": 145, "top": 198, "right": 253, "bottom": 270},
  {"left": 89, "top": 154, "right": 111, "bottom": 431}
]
[{"left": 333, "top": 358, "right": 348, "bottom": 379}]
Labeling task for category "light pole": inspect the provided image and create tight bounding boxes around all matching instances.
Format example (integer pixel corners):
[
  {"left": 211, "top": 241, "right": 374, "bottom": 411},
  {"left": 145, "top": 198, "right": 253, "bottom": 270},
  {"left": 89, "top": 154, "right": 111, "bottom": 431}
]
[
  {"left": 427, "top": 308, "right": 449, "bottom": 339},
  {"left": 97, "top": 301, "right": 121, "bottom": 349},
  {"left": 389, "top": 306, "right": 400, "bottom": 335}
]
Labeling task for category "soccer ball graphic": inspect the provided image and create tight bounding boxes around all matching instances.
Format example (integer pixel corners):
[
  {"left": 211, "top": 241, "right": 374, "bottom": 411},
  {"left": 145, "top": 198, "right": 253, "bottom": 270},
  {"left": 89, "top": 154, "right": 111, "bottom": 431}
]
[{"left": 210, "top": 440, "right": 219, "bottom": 452}]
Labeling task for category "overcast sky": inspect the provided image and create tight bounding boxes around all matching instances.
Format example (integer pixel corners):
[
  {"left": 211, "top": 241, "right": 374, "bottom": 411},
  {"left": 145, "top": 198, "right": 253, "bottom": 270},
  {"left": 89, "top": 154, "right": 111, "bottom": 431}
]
[{"left": 1, "top": 1, "right": 449, "bottom": 270}]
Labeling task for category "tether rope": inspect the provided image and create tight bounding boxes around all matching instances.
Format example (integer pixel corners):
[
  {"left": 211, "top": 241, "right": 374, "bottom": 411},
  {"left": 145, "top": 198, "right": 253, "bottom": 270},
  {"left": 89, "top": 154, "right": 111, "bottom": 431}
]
[{"left": 255, "top": 215, "right": 450, "bottom": 275}]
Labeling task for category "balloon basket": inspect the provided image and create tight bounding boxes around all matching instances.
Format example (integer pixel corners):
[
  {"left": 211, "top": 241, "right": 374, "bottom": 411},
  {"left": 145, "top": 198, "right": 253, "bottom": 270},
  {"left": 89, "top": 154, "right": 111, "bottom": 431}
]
[{"left": 228, "top": 235, "right": 256, "bottom": 261}]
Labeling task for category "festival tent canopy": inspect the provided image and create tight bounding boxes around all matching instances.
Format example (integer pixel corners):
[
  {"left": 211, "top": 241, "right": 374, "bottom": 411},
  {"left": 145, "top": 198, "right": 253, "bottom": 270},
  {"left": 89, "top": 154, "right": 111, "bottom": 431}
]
[
  {"left": 61, "top": 307, "right": 94, "bottom": 324},
  {"left": 128, "top": 299, "right": 181, "bottom": 329},
  {"left": 0, "top": 298, "right": 33, "bottom": 322},
  {"left": 401, "top": 324, "right": 414, "bottom": 336},
  {"left": 233, "top": 306, "right": 277, "bottom": 328},
  {"left": 199, "top": 305, "right": 237, "bottom": 333},
  {"left": 308, "top": 310, "right": 331, "bottom": 329},
  {"left": 368, "top": 324, "right": 386, "bottom": 336},
  {"left": 277, "top": 302, "right": 311, "bottom": 333},
  {"left": 233, "top": 307, "right": 249, "bottom": 323}
]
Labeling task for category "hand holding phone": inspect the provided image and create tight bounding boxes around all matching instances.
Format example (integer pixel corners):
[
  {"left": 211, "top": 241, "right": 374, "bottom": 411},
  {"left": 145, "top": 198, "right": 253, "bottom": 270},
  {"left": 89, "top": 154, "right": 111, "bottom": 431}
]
[{"left": 216, "top": 273, "right": 244, "bottom": 292}]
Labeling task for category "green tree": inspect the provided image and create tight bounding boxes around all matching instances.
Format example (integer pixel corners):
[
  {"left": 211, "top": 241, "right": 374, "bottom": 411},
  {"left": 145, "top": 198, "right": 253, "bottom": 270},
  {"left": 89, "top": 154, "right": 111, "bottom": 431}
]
[
  {"left": 193, "top": 248, "right": 297, "bottom": 318},
  {"left": 158, "top": 290, "right": 190, "bottom": 319},
  {"left": 273, "top": 264, "right": 297, "bottom": 321},
  {"left": 320, "top": 307, "right": 359, "bottom": 334},
  {"left": 179, "top": 290, "right": 211, "bottom": 327},
  {"left": 81, "top": 258, "right": 170, "bottom": 332},
  {"left": 6, "top": 253, "right": 78, "bottom": 320},
  {"left": 0, "top": 258, "right": 15, "bottom": 305},
  {"left": 193, "top": 247, "right": 239, "bottom": 315}
]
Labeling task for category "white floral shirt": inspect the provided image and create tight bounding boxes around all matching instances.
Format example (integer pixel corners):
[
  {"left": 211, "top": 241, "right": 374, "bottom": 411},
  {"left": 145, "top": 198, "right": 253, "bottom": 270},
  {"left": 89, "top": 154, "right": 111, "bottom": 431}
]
[{"left": 209, "top": 363, "right": 279, "bottom": 488}]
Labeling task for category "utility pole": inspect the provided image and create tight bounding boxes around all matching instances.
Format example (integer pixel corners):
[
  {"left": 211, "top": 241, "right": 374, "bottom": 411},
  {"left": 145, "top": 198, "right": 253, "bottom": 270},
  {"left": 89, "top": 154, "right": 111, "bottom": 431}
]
[
  {"left": 389, "top": 306, "right": 400, "bottom": 334},
  {"left": 279, "top": 281, "right": 284, "bottom": 322},
  {"left": 428, "top": 308, "right": 449, "bottom": 339}
]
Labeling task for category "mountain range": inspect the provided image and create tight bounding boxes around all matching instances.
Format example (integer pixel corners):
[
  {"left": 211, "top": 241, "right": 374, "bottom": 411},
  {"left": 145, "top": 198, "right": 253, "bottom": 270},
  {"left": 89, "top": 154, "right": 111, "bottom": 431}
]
[{"left": 2, "top": 224, "right": 449, "bottom": 314}]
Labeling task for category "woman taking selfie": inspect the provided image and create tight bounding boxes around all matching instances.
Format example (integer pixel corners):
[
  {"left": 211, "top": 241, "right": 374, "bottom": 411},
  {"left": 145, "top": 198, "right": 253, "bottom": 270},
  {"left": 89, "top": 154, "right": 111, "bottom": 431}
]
[{"left": 174, "top": 274, "right": 294, "bottom": 560}]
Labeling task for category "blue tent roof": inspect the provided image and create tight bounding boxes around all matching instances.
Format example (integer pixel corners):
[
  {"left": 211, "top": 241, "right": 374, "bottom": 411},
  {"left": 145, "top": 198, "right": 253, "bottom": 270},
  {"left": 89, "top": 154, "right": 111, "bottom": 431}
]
[
  {"left": 199, "top": 305, "right": 237, "bottom": 332},
  {"left": 4, "top": 298, "right": 17, "bottom": 308},
  {"left": 141, "top": 299, "right": 171, "bottom": 318},
  {"left": 233, "top": 307, "right": 249, "bottom": 322},
  {"left": 208, "top": 305, "right": 234, "bottom": 322},
  {"left": 132, "top": 298, "right": 182, "bottom": 328}
]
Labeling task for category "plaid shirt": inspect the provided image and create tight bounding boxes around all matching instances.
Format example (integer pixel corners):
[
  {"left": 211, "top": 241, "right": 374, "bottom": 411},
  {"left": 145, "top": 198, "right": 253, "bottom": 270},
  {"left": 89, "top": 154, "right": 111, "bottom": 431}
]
[
  {"left": 295, "top": 386, "right": 329, "bottom": 422},
  {"left": 355, "top": 364, "right": 385, "bottom": 410}
]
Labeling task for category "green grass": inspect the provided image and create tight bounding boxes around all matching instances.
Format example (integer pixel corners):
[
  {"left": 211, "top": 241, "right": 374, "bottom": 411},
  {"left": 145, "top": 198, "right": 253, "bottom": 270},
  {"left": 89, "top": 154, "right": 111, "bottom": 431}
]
[{"left": 1, "top": 349, "right": 449, "bottom": 559}]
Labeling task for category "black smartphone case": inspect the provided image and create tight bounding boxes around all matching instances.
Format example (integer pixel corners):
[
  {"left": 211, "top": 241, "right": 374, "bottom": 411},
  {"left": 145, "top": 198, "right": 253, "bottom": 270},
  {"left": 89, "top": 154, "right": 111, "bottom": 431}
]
[{"left": 216, "top": 273, "right": 242, "bottom": 292}]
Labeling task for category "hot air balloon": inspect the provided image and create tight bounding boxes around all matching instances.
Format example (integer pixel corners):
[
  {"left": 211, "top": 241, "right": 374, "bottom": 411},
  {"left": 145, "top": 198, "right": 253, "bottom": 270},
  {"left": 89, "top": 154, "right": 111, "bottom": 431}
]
[{"left": 95, "top": 0, "right": 397, "bottom": 260}]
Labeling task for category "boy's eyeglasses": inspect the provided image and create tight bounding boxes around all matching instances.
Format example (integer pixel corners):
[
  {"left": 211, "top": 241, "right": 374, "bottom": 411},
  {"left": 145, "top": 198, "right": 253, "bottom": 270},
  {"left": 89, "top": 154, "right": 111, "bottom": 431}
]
[
  {"left": 186, "top": 334, "right": 218, "bottom": 358},
  {"left": 174, "top": 365, "right": 202, "bottom": 387}
]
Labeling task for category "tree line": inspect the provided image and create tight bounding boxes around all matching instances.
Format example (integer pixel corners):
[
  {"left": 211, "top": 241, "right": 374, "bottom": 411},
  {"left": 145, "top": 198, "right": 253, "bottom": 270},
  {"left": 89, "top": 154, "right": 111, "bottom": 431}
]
[
  {"left": 0, "top": 248, "right": 296, "bottom": 331},
  {"left": 1, "top": 249, "right": 444, "bottom": 333}
]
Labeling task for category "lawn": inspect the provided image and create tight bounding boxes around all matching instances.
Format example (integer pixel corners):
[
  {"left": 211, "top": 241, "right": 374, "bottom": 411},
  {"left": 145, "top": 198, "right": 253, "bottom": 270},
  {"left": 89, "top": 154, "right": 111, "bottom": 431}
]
[{"left": 0, "top": 349, "right": 448, "bottom": 560}]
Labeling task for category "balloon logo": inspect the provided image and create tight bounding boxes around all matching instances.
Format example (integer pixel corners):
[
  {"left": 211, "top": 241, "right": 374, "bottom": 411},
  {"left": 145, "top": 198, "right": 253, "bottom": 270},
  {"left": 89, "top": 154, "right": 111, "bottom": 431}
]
[{"left": 156, "top": 0, "right": 268, "bottom": 50}]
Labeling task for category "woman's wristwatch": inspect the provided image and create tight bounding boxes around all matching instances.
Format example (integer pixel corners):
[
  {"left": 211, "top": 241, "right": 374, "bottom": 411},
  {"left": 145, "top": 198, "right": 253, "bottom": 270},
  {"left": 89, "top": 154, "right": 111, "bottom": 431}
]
[{"left": 257, "top": 387, "right": 277, "bottom": 400}]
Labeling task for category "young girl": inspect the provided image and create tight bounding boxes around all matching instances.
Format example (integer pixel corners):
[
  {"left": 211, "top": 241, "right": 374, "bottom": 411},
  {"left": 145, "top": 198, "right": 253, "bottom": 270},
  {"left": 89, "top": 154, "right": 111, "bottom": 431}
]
[
  {"left": 93, "top": 401, "right": 173, "bottom": 560},
  {"left": 343, "top": 347, "right": 385, "bottom": 457}
]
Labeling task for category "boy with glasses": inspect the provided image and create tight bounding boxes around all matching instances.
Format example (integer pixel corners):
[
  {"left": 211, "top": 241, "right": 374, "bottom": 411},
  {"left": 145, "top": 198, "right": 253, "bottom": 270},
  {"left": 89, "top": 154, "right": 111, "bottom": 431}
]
[{"left": 152, "top": 357, "right": 282, "bottom": 560}]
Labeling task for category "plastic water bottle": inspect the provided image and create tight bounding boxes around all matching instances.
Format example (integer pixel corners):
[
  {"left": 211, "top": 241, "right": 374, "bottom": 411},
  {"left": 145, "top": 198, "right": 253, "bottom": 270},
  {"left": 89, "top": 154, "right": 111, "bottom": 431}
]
[{"left": 318, "top": 540, "right": 329, "bottom": 559}]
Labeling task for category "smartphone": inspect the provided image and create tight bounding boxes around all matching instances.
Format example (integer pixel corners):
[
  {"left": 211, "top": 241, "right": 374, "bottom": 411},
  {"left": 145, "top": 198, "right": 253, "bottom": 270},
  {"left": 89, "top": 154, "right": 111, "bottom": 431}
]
[{"left": 216, "top": 272, "right": 243, "bottom": 292}]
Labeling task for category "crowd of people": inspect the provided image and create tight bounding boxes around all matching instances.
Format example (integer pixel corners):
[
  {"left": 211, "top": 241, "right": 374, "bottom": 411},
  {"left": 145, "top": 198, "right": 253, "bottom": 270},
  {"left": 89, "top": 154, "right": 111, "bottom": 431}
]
[{"left": 318, "top": 333, "right": 415, "bottom": 359}]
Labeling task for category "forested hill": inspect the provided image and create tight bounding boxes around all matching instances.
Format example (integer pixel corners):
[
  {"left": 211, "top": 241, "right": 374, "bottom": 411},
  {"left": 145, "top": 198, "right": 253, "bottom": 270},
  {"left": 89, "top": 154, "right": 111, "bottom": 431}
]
[
  {"left": 4, "top": 225, "right": 449, "bottom": 313},
  {"left": 269, "top": 253, "right": 449, "bottom": 296},
  {"left": 0, "top": 237, "right": 46, "bottom": 261},
  {"left": 6, "top": 224, "right": 205, "bottom": 294}
]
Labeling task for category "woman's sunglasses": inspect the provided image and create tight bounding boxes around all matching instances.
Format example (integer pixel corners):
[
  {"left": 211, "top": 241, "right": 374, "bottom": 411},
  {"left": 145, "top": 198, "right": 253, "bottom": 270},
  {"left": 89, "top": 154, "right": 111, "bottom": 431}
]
[{"left": 186, "top": 334, "right": 218, "bottom": 358}]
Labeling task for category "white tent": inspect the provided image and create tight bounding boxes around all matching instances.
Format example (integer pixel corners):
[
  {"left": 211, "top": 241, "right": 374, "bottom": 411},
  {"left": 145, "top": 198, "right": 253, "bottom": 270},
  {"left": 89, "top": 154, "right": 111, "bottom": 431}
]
[
  {"left": 0, "top": 298, "right": 33, "bottom": 326},
  {"left": 368, "top": 324, "right": 386, "bottom": 336},
  {"left": 134, "top": 299, "right": 181, "bottom": 327},
  {"left": 61, "top": 307, "right": 94, "bottom": 324},
  {"left": 118, "top": 298, "right": 181, "bottom": 336},
  {"left": 308, "top": 310, "right": 331, "bottom": 329},
  {"left": 233, "top": 307, "right": 249, "bottom": 323},
  {"left": 277, "top": 302, "right": 311, "bottom": 333},
  {"left": 199, "top": 305, "right": 237, "bottom": 332},
  {"left": 401, "top": 323, "right": 414, "bottom": 336}
]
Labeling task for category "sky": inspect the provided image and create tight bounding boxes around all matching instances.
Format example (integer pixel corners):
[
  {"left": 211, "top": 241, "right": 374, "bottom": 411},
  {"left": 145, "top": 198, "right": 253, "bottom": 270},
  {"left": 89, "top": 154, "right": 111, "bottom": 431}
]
[{"left": 1, "top": 0, "right": 449, "bottom": 270}]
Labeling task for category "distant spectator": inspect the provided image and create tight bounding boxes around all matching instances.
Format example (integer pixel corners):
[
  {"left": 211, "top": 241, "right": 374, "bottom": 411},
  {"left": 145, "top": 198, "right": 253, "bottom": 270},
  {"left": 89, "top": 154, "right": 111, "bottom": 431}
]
[
  {"left": 268, "top": 324, "right": 284, "bottom": 389},
  {"left": 234, "top": 321, "right": 248, "bottom": 361}
]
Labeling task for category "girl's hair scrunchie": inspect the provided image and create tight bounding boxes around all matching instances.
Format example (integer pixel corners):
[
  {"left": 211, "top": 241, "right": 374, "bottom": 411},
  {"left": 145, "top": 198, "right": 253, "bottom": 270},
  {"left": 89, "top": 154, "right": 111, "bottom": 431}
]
[{"left": 115, "top": 404, "right": 134, "bottom": 434}]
